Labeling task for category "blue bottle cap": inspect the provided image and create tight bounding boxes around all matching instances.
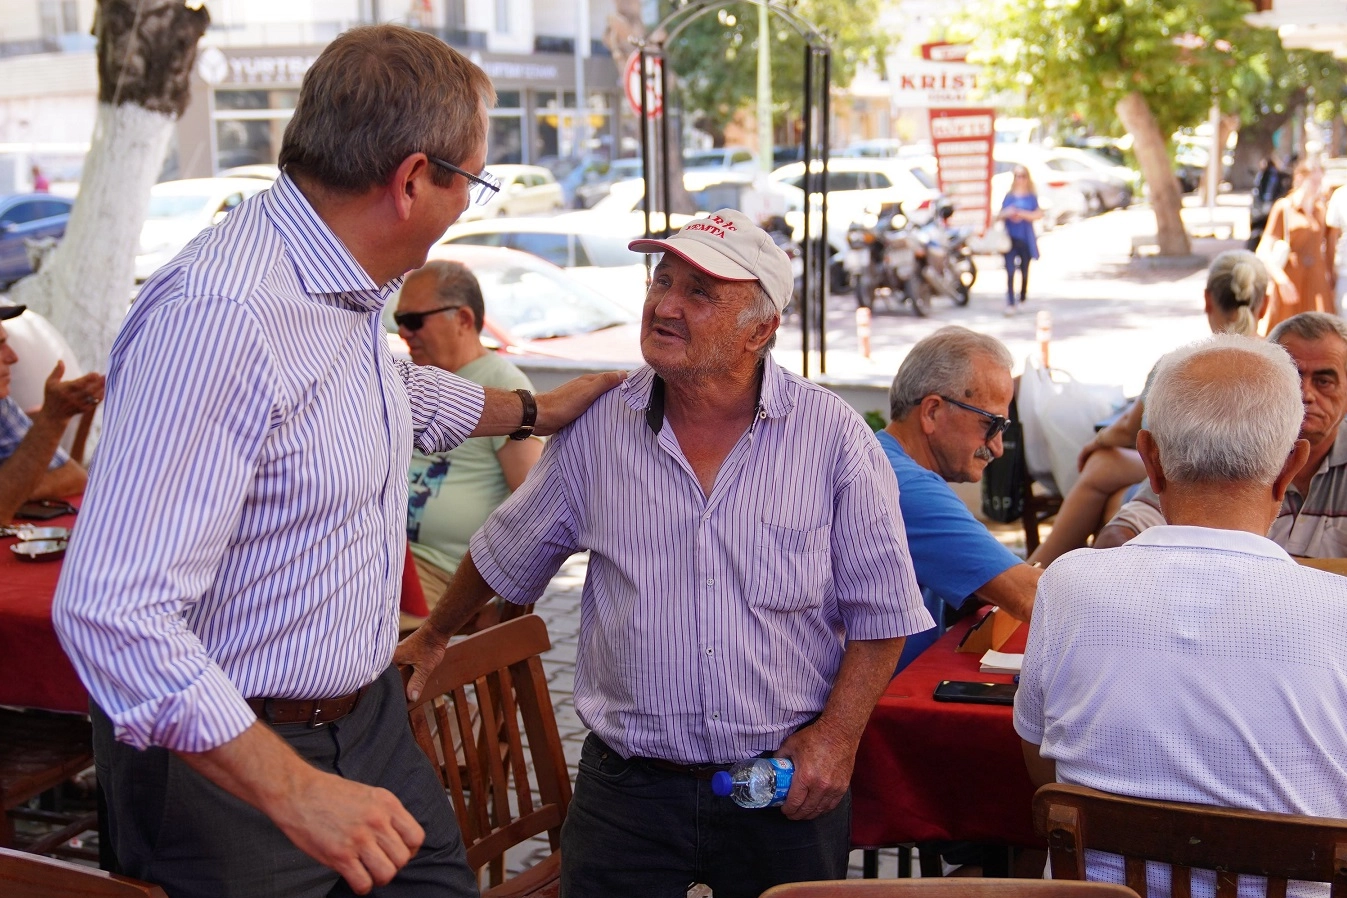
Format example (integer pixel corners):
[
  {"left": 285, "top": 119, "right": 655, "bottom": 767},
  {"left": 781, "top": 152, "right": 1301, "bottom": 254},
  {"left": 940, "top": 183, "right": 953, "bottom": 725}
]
[{"left": 711, "top": 770, "right": 732, "bottom": 797}]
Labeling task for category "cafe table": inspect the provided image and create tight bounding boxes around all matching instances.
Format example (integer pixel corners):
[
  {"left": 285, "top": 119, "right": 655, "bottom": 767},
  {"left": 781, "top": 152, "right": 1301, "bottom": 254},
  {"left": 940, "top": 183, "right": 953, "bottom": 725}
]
[
  {"left": 0, "top": 504, "right": 86, "bottom": 713},
  {"left": 851, "top": 607, "right": 1039, "bottom": 863}
]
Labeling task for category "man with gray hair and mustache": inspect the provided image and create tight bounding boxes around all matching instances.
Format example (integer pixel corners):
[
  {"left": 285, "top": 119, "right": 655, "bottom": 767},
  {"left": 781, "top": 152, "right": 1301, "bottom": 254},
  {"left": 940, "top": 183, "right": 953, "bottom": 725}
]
[
  {"left": 879, "top": 326, "right": 1041, "bottom": 670},
  {"left": 1016, "top": 334, "right": 1347, "bottom": 894}
]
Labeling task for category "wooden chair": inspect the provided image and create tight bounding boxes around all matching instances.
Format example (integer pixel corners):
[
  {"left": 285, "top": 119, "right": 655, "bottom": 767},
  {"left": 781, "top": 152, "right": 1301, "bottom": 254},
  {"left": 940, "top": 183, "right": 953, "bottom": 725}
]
[
  {"left": 0, "top": 709, "right": 96, "bottom": 855},
  {"left": 761, "top": 879, "right": 1139, "bottom": 897},
  {"left": 0, "top": 846, "right": 167, "bottom": 897},
  {"left": 405, "top": 614, "right": 571, "bottom": 898},
  {"left": 1296, "top": 557, "right": 1347, "bottom": 577},
  {"left": 1034, "top": 782, "right": 1347, "bottom": 896}
]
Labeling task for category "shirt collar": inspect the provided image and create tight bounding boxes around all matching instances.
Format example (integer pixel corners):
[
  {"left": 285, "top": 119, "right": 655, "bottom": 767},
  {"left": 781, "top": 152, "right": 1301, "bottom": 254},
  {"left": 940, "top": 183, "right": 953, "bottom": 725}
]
[
  {"left": 1323, "top": 420, "right": 1347, "bottom": 469},
  {"left": 619, "top": 355, "right": 798, "bottom": 429},
  {"left": 1128, "top": 524, "right": 1295, "bottom": 563},
  {"left": 263, "top": 173, "right": 399, "bottom": 311}
]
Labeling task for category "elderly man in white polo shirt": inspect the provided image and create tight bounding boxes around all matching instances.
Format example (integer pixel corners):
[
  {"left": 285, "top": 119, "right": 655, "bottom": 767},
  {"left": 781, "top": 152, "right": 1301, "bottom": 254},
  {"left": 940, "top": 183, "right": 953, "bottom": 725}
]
[
  {"left": 1015, "top": 334, "right": 1347, "bottom": 896},
  {"left": 399, "top": 209, "right": 931, "bottom": 897}
]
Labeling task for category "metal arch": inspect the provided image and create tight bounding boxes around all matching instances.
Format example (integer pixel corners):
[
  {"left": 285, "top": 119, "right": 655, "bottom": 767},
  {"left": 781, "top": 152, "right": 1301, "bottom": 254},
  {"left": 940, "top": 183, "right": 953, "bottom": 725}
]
[{"left": 631, "top": 0, "right": 834, "bottom": 377}]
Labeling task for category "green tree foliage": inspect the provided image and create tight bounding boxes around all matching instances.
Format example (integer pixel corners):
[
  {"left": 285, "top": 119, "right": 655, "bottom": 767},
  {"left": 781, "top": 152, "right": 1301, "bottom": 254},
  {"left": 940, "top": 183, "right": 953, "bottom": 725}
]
[{"left": 663, "top": 0, "right": 887, "bottom": 144}]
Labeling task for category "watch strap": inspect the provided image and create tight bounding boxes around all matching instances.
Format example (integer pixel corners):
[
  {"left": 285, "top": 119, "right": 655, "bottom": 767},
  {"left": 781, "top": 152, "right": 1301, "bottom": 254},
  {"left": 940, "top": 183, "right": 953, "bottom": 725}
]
[{"left": 509, "top": 389, "right": 537, "bottom": 441}]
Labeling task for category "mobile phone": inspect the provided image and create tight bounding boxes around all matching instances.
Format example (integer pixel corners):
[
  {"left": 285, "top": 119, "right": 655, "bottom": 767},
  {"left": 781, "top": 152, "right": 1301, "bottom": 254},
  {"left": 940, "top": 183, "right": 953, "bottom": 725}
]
[
  {"left": 15, "top": 500, "right": 74, "bottom": 521},
  {"left": 932, "top": 680, "right": 1018, "bottom": 706}
]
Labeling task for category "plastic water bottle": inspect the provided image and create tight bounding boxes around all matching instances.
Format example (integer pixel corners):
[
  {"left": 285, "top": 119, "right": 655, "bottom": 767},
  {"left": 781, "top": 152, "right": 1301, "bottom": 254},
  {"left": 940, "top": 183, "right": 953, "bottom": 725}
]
[{"left": 711, "top": 758, "right": 794, "bottom": 808}]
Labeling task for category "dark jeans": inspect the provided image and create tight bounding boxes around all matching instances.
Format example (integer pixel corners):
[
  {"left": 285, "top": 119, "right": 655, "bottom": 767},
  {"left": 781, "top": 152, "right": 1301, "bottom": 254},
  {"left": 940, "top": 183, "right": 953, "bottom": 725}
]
[
  {"left": 1004, "top": 240, "right": 1032, "bottom": 304},
  {"left": 93, "top": 666, "right": 476, "bottom": 898},
  {"left": 560, "top": 733, "right": 851, "bottom": 898}
]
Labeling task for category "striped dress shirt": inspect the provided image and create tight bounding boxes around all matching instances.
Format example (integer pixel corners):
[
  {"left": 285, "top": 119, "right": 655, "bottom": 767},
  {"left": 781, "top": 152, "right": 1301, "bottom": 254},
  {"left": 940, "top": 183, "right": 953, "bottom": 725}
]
[
  {"left": 470, "top": 361, "right": 932, "bottom": 765},
  {"left": 52, "top": 174, "right": 485, "bottom": 753}
]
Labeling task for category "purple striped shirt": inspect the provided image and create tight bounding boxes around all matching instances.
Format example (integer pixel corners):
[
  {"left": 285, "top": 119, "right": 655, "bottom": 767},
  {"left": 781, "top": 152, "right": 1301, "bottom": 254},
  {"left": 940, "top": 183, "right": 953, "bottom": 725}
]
[
  {"left": 52, "top": 174, "right": 485, "bottom": 752},
  {"left": 470, "top": 361, "right": 931, "bottom": 765}
]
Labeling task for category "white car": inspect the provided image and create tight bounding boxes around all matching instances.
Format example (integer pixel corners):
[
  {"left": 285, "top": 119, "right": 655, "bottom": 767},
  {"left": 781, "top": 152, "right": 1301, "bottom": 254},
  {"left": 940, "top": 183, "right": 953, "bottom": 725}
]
[
  {"left": 682, "top": 147, "right": 758, "bottom": 172},
  {"left": 438, "top": 214, "right": 652, "bottom": 315},
  {"left": 991, "top": 145, "right": 1090, "bottom": 227},
  {"left": 135, "top": 178, "right": 268, "bottom": 282},
  {"left": 457, "top": 164, "right": 564, "bottom": 222}
]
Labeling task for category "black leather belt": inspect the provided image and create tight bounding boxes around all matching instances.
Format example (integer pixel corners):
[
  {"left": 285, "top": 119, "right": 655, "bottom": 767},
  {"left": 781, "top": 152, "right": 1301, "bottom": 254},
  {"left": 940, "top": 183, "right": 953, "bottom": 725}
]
[
  {"left": 636, "top": 756, "right": 735, "bottom": 781},
  {"left": 246, "top": 686, "right": 368, "bottom": 727}
]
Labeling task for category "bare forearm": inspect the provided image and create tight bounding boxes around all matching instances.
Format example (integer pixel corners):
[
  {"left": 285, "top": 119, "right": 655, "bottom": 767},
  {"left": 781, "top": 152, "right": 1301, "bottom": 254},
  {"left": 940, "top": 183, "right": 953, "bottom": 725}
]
[
  {"left": 1021, "top": 739, "right": 1056, "bottom": 788},
  {"left": 31, "top": 460, "right": 86, "bottom": 500},
  {"left": 0, "top": 414, "right": 73, "bottom": 521},
  {"left": 973, "top": 563, "right": 1041, "bottom": 623},
  {"left": 177, "top": 720, "right": 315, "bottom": 810},
  {"left": 816, "top": 637, "right": 905, "bottom": 746},
  {"left": 469, "top": 372, "right": 625, "bottom": 439},
  {"left": 423, "top": 551, "right": 498, "bottom": 640}
]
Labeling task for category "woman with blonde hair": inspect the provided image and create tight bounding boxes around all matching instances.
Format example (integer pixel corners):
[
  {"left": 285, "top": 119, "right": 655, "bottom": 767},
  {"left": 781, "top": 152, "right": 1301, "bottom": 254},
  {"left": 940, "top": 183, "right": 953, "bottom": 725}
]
[
  {"left": 1258, "top": 157, "right": 1335, "bottom": 332},
  {"left": 1028, "top": 251, "right": 1269, "bottom": 566},
  {"left": 999, "top": 166, "right": 1044, "bottom": 315}
]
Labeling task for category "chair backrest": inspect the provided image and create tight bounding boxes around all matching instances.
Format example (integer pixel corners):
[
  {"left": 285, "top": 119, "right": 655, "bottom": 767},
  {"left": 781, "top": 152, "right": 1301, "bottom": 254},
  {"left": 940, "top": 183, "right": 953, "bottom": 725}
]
[
  {"left": 1296, "top": 557, "right": 1347, "bottom": 577},
  {"left": 760, "top": 879, "right": 1139, "bottom": 897},
  {"left": 404, "top": 614, "right": 571, "bottom": 891},
  {"left": 1034, "top": 783, "right": 1347, "bottom": 897},
  {"left": 0, "top": 847, "right": 169, "bottom": 897}
]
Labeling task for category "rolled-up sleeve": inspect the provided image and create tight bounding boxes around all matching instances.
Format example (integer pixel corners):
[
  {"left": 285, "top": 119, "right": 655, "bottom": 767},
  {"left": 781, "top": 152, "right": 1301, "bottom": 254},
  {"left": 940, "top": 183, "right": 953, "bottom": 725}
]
[
  {"left": 52, "top": 296, "right": 272, "bottom": 752},
  {"left": 830, "top": 433, "right": 934, "bottom": 641},
  {"left": 395, "top": 358, "right": 484, "bottom": 455}
]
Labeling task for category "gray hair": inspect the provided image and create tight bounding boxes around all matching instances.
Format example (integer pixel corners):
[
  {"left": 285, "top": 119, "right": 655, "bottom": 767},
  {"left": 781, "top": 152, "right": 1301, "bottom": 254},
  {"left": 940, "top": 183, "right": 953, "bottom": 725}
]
[
  {"left": 889, "top": 326, "right": 1013, "bottom": 420},
  {"left": 403, "top": 260, "right": 485, "bottom": 332},
  {"left": 1146, "top": 334, "right": 1303, "bottom": 485},
  {"left": 1205, "top": 251, "right": 1268, "bottom": 336},
  {"left": 279, "top": 25, "right": 496, "bottom": 193},
  {"left": 1268, "top": 311, "right": 1347, "bottom": 352},
  {"left": 736, "top": 282, "right": 779, "bottom": 358}
]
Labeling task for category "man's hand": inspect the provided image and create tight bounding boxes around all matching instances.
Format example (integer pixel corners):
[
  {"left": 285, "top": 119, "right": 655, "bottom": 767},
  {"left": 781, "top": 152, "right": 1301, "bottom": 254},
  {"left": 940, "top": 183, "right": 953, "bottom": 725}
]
[
  {"left": 39, "top": 361, "right": 105, "bottom": 422},
  {"left": 533, "top": 371, "right": 625, "bottom": 436},
  {"left": 270, "top": 770, "right": 424, "bottom": 895},
  {"left": 178, "top": 721, "right": 424, "bottom": 895},
  {"left": 774, "top": 719, "right": 858, "bottom": 821},
  {"left": 394, "top": 622, "right": 451, "bottom": 703}
]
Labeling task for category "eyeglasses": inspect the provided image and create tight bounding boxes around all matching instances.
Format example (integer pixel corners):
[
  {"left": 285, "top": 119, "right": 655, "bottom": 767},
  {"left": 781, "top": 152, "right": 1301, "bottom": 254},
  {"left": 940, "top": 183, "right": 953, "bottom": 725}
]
[
  {"left": 427, "top": 156, "right": 502, "bottom": 206},
  {"left": 939, "top": 395, "right": 1012, "bottom": 441},
  {"left": 394, "top": 305, "right": 463, "bottom": 331}
]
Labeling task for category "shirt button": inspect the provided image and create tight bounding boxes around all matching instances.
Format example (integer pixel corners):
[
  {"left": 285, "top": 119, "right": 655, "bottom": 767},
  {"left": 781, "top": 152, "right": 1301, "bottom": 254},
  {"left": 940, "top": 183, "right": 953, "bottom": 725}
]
[
  {"left": 706, "top": 577, "right": 715, "bottom": 585},
  {"left": 706, "top": 648, "right": 713, "bottom": 656},
  {"left": 712, "top": 713, "right": 720, "bottom": 720}
]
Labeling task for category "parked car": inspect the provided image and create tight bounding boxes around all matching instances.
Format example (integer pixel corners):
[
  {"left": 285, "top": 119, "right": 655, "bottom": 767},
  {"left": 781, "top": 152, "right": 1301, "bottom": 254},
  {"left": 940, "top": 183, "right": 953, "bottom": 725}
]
[
  {"left": 438, "top": 214, "right": 651, "bottom": 315},
  {"left": 991, "top": 146, "right": 1089, "bottom": 227},
  {"left": 135, "top": 178, "right": 268, "bottom": 281},
  {"left": 0, "top": 193, "right": 73, "bottom": 288},
  {"left": 574, "top": 157, "right": 644, "bottom": 209},
  {"left": 457, "top": 164, "right": 565, "bottom": 222},
  {"left": 682, "top": 147, "right": 757, "bottom": 172},
  {"left": 383, "top": 244, "right": 642, "bottom": 365},
  {"left": 836, "top": 139, "right": 905, "bottom": 159},
  {"left": 1042, "top": 148, "right": 1135, "bottom": 212}
]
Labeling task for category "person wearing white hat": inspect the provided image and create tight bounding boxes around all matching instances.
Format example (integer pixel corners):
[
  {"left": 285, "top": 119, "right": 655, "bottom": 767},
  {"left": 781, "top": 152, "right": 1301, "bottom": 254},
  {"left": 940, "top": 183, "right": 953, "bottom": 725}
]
[
  {"left": 398, "top": 209, "right": 931, "bottom": 897},
  {"left": 0, "top": 303, "right": 103, "bottom": 522}
]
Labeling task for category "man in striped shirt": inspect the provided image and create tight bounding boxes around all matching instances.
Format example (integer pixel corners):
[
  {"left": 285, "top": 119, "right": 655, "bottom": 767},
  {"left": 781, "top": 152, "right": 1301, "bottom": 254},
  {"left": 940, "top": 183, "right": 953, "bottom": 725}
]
[
  {"left": 399, "top": 209, "right": 933, "bottom": 897},
  {"left": 53, "top": 26, "right": 620, "bottom": 898}
]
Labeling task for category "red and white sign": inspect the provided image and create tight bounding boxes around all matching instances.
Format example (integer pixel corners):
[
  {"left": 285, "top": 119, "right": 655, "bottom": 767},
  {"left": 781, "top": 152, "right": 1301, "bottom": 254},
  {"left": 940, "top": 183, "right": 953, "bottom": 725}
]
[
  {"left": 921, "top": 42, "right": 970, "bottom": 63},
  {"left": 624, "top": 51, "right": 664, "bottom": 119},
  {"left": 929, "top": 107, "right": 996, "bottom": 231},
  {"left": 893, "top": 42, "right": 979, "bottom": 108}
]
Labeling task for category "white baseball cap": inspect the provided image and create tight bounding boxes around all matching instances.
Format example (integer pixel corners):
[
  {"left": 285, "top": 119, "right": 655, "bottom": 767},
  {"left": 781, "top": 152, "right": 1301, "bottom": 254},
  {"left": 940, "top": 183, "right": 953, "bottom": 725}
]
[{"left": 629, "top": 209, "right": 793, "bottom": 312}]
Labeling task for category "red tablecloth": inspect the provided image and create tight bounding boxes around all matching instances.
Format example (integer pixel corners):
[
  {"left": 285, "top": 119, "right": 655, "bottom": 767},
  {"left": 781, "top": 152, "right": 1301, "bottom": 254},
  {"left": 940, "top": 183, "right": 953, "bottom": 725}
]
[
  {"left": 851, "top": 609, "right": 1038, "bottom": 849},
  {"left": 0, "top": 506, "right": 87, "bottom": 713}
]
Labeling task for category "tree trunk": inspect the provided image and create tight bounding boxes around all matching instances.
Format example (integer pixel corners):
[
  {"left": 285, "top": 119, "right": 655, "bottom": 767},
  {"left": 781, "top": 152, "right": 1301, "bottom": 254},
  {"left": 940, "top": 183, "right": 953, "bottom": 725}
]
[
  {"left": 10, "top": 0, "right": 209, "bottom": 371},
  {"left": 1115, "top": 90, "right": 1190, "bottom": 257},
  {"left": 1230, "top": 93, "right": 1301, "bottom": 191}
]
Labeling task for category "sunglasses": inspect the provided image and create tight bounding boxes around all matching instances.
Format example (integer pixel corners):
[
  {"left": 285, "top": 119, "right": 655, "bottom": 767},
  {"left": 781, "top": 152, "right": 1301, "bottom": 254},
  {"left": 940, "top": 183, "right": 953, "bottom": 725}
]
[
  {"left": 939, "top": 395, "right": 1012, "bottom": 441},
  {"left": 393, "top": 305, "right": 463, "bottom": 331},
  {"left": 427, "top": 156, "right": 502, "bottom": 206}
]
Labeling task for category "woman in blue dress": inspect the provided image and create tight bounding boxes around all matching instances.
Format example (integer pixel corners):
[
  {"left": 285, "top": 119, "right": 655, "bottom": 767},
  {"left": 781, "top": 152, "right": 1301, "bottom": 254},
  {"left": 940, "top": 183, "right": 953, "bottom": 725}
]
[{"left": 999, "top": 166, "right": 1043, "bottom": 315}]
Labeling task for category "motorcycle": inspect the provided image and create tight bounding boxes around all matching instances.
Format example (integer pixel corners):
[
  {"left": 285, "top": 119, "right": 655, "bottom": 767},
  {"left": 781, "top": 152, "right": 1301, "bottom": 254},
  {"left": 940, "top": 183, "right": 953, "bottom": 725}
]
[
  {"left": 910, "top": 199, "right": 976, "bottom": 308},
  {"left": 846, "top": 203, "right": 930, "bottom": 317}
]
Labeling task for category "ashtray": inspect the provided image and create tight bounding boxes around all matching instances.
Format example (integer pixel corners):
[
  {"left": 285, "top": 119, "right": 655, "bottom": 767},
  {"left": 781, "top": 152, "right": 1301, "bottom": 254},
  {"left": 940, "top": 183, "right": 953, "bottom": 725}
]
[
  {"left": 10, "top": 539, "right": 67, "bottom": 561},
  {"left": 15, "top": 526, "right": 70, "bottom": 542}
]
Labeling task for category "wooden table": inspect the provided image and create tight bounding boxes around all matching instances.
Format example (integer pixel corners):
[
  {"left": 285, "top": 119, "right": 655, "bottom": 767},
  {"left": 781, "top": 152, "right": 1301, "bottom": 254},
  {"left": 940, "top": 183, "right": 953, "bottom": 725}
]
[
  {"left": 851, "top": 609, "right": 1038, "bottom": 851},
  {"left": 0, "top": 505, "right": 86, "bottom": 713}
]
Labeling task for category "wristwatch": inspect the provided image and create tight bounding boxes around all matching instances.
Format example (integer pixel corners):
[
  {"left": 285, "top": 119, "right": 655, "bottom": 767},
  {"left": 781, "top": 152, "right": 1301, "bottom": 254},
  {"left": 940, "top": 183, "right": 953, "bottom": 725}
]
[{"left": 510, "top": 389, "right": 537, "bottom": 441}]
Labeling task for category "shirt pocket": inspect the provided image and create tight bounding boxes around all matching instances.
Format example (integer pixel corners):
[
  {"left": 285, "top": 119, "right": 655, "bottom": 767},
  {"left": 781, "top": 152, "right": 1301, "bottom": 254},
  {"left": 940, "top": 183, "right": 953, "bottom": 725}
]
[{"left": 750, "top": 521, "right": 831, "bottom": 612}]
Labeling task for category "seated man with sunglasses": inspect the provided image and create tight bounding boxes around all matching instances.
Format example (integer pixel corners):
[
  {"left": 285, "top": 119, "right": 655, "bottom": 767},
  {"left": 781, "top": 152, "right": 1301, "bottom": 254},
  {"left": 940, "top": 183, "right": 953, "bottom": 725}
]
[
  {"left": 879, "top": 326, "right": 1040, "bottom": 671},
  {"left": 395, "top": 260, "right": 542, "bottom": 628}
]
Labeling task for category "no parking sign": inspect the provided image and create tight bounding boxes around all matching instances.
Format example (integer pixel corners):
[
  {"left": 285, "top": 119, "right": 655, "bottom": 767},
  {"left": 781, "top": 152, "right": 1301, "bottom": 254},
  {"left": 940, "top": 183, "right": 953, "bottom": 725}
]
[{"left": 624, "top": 51, "right": 664, "bottom": 118}]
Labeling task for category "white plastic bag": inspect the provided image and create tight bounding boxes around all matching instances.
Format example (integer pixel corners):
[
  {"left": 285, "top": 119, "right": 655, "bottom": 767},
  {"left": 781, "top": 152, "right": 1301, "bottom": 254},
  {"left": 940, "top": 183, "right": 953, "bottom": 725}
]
[{"left": 1018, "top": 358, "right": 1124, "bottom": 497}]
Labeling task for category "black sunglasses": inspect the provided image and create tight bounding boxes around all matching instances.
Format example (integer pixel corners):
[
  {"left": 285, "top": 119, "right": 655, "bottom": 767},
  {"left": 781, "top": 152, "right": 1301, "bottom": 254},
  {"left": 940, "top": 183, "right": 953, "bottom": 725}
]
[
  {"left": 939, "top": 395, "right": 1012, "bottom": 441},
  {"left": 426, "top": 156, "right": 502, "bottom": 206},
  {"left": 394, "top": 305, "right": 463, "bottom": 331}
]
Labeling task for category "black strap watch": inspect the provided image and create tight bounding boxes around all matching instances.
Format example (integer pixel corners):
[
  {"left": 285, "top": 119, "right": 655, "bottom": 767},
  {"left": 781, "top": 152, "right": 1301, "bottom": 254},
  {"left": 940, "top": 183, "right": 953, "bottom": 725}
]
[{"left": 510, "top": 389, "right": 537, "bottom": 441}]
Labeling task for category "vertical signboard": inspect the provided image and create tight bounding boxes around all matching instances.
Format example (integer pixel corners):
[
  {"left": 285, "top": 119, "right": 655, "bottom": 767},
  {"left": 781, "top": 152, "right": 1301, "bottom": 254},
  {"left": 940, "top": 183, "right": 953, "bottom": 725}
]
[{"left": 928, "top": 107, "right": 995, "bottom": 231}]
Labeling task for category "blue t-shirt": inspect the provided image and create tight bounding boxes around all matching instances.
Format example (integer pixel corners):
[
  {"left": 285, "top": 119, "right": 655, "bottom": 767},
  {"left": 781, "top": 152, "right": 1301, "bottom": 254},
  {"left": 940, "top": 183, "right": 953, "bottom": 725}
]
[
  {"left": 877, "top": 430, "right": 1021, "bottom": 669},
  {"left": 1001, "top": 192, "right": 1040, "bottom": 260}
]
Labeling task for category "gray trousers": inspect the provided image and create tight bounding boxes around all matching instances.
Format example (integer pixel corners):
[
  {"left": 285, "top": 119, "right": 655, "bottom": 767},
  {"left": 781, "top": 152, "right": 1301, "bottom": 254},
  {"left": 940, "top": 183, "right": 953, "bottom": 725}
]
[{"left": 93, "top": 666, "right": 477, "bottom": 898}]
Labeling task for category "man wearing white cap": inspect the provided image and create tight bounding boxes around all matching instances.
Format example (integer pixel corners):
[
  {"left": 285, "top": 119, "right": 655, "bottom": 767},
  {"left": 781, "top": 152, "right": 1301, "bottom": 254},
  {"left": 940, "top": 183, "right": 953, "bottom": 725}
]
[
  {"left": 0, "top": 303, "right": 104, "bottom": 522},
  {"left": 399, "top": 209, "right": 930, "bottom": 896}
]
